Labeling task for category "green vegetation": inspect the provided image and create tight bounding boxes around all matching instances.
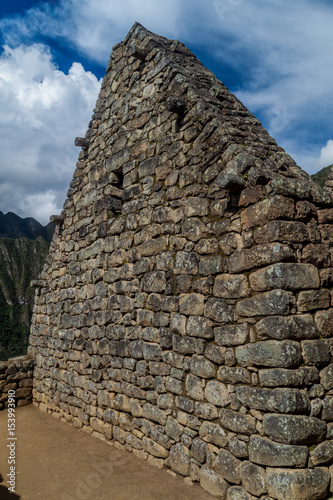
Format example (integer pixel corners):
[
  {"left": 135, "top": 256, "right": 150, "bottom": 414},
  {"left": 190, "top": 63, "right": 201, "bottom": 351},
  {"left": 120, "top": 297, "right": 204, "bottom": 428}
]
[
  {"left": 311, "top": 164, "right": 333, "bottom": 188},
  {"left": 0, "top": 236, "right": 49, "bottom": 360}
]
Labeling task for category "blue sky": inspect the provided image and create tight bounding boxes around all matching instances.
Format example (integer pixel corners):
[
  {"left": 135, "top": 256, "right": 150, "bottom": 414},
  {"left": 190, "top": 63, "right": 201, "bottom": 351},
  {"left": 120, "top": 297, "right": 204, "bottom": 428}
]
[{"left": 1, "top": 0, "right": 333, "bottom": 224}]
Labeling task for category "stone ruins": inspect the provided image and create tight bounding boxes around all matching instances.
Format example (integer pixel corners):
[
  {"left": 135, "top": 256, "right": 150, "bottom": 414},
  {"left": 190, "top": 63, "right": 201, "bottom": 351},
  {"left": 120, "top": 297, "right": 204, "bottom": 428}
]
[{"left": 25, "top": 22, "right": 333, "bottom": 499}]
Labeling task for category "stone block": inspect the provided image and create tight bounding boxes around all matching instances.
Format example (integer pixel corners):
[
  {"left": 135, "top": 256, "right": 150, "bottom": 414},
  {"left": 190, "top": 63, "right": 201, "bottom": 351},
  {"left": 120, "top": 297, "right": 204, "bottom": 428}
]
[
  {"left": 168, "top": 443, "right": 190, "bottom": 476},
  {"left": 226, "top": 486, "right": 257, "bottom": 500},
  {"left": 142, "top": 271, "right": 166, "bottom": 293},
  {"left": 322, "top": 397, "right": 333, "bottom": 421},
  {"left": 194, "top": 402, "right": 218, "bottom": 420},
  {"left": 190, "top": 355, "right": 216, "bottom": 379},
  {"left": 200, "top": 465, "right": 229, "bottom": 497},
  {"left": 249, "top": 436, "right": 308, "bottom": 467},
  {"left": 228, "top": 243, "right": 293, "bottom": 274},
  {"left": 235, "top": 340, "right": 302, "bottom": 368},
  {"left": 220, "top": 408, "right": 256, "bottom": 435},
  {"left": 249, "top": 263, "right": 319, "bottom": 291},
  {"left": 236, "top": 290, "right": 295, "bottom": 317},
  {"left": 213, "top": 274, "right": 250, "bottom": 298},
  {"left": 186, "top": 315, "right": 214, "bottom": 339},
  {"left": 241, "top": 195, "right": 295, "bottom": 230},
  {"left": 256, "top": 314, "right": 318, "bottom": 340},
  {"left": 185, "top": 373, "right": 205, "bottom": 400},
  {"left": 240, "top": 461, "right": 267, "bottom": 496},
  {"left": 217, "top": 366, "right": 251, "bottom": 384},
  {"left": 179, "top": 293, "right": 204, "bottom": 315},
  {"left": 204, "top": 298, "right": 233, "bottom": 322},
  {"left": 301, "top": 339, "right": 330, "bottom": 365},
  {"left": 182, "top": 218, "right": 206, "bottom": 242},
  {"left": 215, "top": 323, "right": 249, "bottom": 346},
  {"left": 199, "top": 256, "right": 223, "bottom": 275},
  {"left": 174, "top": 251, "right": 199, "bottom": 275},
  {"left": 142, "top": 437, "right": 168, "bottom": 458},
  {"left": 254, "top": 220, "right": 308, "bottom": 244},
  {"left": 204, "top": 380, "right": 230, "bottom": 407},
  {"left": 310, "top": 440, "right": 333, "bottom": 466},
  {"left": 236, "top": 386, "right": 310, "bottom": 413},
  {"left": 320, "top": 365, "right": 333, "bottom": 390},
  {"left": 266, "top": 467, "right": 330, "bottom": 500},
  {"left": 297, "top": 289, "right": 330, "bottom": 312},
  {"left": 199, "top": 421, "right": 229, "bottom": 447},
  {"left": 315, "top": 309, "right": 333, "bottom": 337},
  {"left": 259, "top": 366, "right": 319, "bottom": 387},
  {"left": 263, "top": 413, "right": 326, "bottom": 445},
  {"left": 215, "top": 448, "right": 242, "bottom": 484}
]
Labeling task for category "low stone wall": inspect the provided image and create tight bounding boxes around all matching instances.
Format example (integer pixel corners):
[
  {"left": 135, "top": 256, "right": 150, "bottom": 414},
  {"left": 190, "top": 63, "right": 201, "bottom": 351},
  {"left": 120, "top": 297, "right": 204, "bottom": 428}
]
[{"left": 0, "top": 356, "right": 34, "bottom": 410}]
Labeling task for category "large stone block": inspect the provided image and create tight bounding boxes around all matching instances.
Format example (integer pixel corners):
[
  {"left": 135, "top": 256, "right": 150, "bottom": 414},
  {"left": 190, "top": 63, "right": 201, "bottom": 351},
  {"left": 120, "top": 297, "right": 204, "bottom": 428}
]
[
  {"left": 186, "top": 315, "right": 214, "bottom": 339},
  {"left": 228, "top": 243, "right": 294, "bottom": 273},
  {"left": 179, "top": 293, "right": 204, "bottom": 315},
  {"left": 249, "top": 435, "right": 308, "bottom": 467},
  {"left": 241, "top": 195, "right": 295, "bottom": 230},
  {"left": 215, "top": 323, "right": 249, "bottom": 346},
  {"left": 320, "top": 365, "right": 333, "bottom": 390},
  {"left": 263, "top": 414, "right": 326, "bottom": 444},
  {"left": 199, "top": 421, "right": 229, "bottom": 447},
  {"left": 235, "top": 340, "right": 302, "bottom": 368},
  {"left": 215, "top": 449, "right": 242, "bottom": 484},
  {"left": 259, "top": 366, "right": 319, "bottom": 387},
  {"left": 204, "top": 298, "right": 233, "bottom": 322},
  {"left": 213, "top": 274, "right": 250, "bottom": 298},
  {"left": 315, "top": 309, "right": 333, "bottom": 337},
  {"left": 256, "top": 314, "right": 318, "bottom": 340},
  {"left": 266, "top": 467, "right": 330, "bottom": 500},
  {"left": 204, "top": 380, "right": 230, "bottom": 407},
  {"left": 168, "top": 443, "right": 191, "bottom": 476},
  {"left": 226, "top": 486, "right": 257, "bottom": 500},
  {"left": 236, "top": 290, "right": 295, "bottom": 317},
  {"left": 190, "top": 355, "right": 216, "bottom": 379},
  {"left": 174, "top": 251, "right": 199, "bottom": 275},
  {"left": 236, "top": 386, "right": 310, "bottom": 413},
  {"left": 254, "top": 220, "right": 308, "bottom": 244},
  {"left": 301, "top": 339, "right": 330, "bottom": 365},
  {"left": 249, "top": 263, "right": 319, "bottom": 291},
  {"left": 240, "top": 461, "right": 267, "bottom": 496},
  {"left": 297, "top": 289, "right": 330, "bottom": 312},
  {"left": 217, "top": 366, "right": 251, "bottom": 384},
  {"left": 200, "top": 465, "right": 229, "bottom": 497},
  {"left": 220, "top": 408, "right": 257, "bottom": 435}
]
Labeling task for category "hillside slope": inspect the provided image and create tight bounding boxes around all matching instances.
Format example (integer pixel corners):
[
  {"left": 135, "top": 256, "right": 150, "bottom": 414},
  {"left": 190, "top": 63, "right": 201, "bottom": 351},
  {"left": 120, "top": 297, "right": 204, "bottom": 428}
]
[
  {"left": 311, "top": 164, "right": 333, "bottom": 187},
  {"left": 0, "top": 236, "right": 50, "bottom": 360}
]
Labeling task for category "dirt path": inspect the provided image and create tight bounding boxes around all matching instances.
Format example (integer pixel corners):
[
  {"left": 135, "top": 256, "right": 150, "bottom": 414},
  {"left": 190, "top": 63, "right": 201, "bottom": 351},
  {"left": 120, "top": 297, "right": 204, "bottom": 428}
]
[{"left": 0, "top": 404, "right": 215, "bottom": 500}]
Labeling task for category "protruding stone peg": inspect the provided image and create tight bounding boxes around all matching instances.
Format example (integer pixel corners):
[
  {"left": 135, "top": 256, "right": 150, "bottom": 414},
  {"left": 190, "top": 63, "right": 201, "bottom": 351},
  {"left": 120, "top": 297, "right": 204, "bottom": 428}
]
[
  {"left": 166, "top": 97, "right": 186, "bottom": 114},
  {"left": 130, "top": 45, "right": 146, "bottom": 60},
  {"left": 50, "top": 214, "right": 64, "bottom": 224},
  {"left": 75, "top": 137, "right": 89, "bottom": 148}
]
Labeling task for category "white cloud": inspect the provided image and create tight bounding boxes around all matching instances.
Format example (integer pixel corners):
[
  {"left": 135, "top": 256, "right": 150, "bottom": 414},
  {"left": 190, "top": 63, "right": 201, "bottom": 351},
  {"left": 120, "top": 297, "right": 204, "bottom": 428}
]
[
  {"left": 315, "top": 140, "right": 333, "bottom": 171},
  {"left": 0, "top": 43, "right": 101, "bottom": 224}
]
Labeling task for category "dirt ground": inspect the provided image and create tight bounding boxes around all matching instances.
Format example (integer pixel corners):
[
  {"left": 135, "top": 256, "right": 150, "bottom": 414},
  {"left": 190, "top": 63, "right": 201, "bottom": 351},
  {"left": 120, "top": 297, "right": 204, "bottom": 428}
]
[{"left": 0, "top": 404, "right": 215, "bottom": 500}]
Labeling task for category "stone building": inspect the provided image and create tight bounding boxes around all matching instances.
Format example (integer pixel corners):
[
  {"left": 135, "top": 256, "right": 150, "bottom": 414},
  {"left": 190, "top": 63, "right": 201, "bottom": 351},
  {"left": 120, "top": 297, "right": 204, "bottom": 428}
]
[{"left": 28, "top": 22, "right": 333, "bottom": 500}]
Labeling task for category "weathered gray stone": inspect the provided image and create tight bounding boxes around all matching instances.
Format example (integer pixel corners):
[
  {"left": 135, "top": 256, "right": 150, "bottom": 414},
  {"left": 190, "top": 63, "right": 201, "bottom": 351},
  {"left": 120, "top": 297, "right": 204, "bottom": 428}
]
[
  {"left": 236, "top": 290, "right": 295, "bottom": 317},
  {"left": 297, "top": 289, "right": 330, "bottom": 312},
  {"left": 249, "top": 436, "right": 308, "bottom": 467},
  {"left": 199, "top": 421, "right": 229, "bottom": 447},
  {"left": 142, "top": 271, "right": 166, "bottom": 293},
  {"left": 200, "top": 465, "right": 229, "bottom": 498},
  {"left": 142, "top": 437, "right": 168, "bottom": 458},
  {"left": 168, "top": 443, "right": 191, "bottom": 476},
  {"left": 213, "top": 274, "right": 250, "bottom": 298},
  {"left": 182, "top": 218, "right": 206, "bottom": 242},
  {"left": 204, "top": 380, "right": 230, "bottom": 407},
  {"left": 240, "top": 461, "right": 267, "bottom": 496},
  {"left": 215, "top": 448, "right": 242, "bottom": 484},
  {"left": 185, "top": 373, "right": 205, "bottom": 400},
  {"left": 142, "top": 404, "right": 167, "bottom": 425},
  {"left": 220, "top": 408, "right": 257, "bottom": 435},
  {"left": 301, "top": 339, "right": 330, "bottom": 365},
  {"left": 315, "top": 309, "right": 333, "bottom": 337},
  {"left": 186, "top": 315, "right": 214, "bottom": 339},
  {"left": 249, "top": 263, "right": 320, "bottom": 291},
  {"left": 310, "top": 440, "right": 333, "bottom": 466},
  {"left": 266, "top": 467, "right": 330, "bottom": 500},
  {"left": 174, "top": 251, "right": 199, "bottom": 275},
  {"left": 190, "top": 355, "right": 216, "bottom": 379},
  {"left": 194, "top": 402, "right": 218, "bottom": 420},
  {"left": 217, "top": 366, "right": 251, "bottom": 384},
  {"left": 320, "top": 365, "right": 333, "bottom": 390},
  {"left": 241, "top": 195, "right": 295, "bottom": 230},
  {"left": 204, "top": 298, "right": 233, "bottom": 322},
  {"left": 226, "top": 486, "right": 258, "bottom": 500},
  {"left": 263, "top": 414, "right": 326, "bottom": 444},
  {"left": 179, "top": 293, "right": 204, "bottom": 315},
  {"left": 256, "top": 314, "right": 318, "bottom": 340},
  {"left": 228, "top": 243, "right": 294, "bottom": 273},
  {"left": 322, "top": 397, "right": 333, "bottom": 421},
  {"left": 235, "top": 340, "right": 302, "bottom": 368},
  {"left": 236, "top": 386, "right": 310, "bottom": 413},
  {"left": 254, "top": 220, "right": 308, "bottom": 244},
  {"left": 259, "top": 367, "right": 319, "bottom": 387},
  {"left": 215, "top": 323, "right": 249, "bottom": 346}
]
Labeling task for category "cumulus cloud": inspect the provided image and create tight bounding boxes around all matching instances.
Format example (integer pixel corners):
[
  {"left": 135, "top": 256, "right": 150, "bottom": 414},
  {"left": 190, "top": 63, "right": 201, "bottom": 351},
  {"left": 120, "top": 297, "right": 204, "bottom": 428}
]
[
  {"left": 315, "top": 140, "right": 333, "bottom": 171},
  {"left": 0, "top": 43, "right": 101, "bottom": 224}
]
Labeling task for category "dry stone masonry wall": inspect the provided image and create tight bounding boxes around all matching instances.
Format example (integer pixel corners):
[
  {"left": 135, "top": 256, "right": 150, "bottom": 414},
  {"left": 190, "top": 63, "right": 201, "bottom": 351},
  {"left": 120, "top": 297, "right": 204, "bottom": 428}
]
[
  {"left": 0, "top": 356, "right": 34, "bottom": 409},
  {"left": 29, "top": 23, "right": 333, "bottom": 500}
]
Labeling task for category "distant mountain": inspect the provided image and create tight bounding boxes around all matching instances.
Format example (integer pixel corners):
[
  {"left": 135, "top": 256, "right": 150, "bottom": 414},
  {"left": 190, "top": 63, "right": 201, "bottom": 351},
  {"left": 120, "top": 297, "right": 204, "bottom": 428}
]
[
  {"left": 0, "top": 211, "right": 55, "bottom": 242},
  {"left": 0, "top": 210, "right": 54, "bottom": 360},
  {"left": 311, "top": 164, "right": 333, "bottom": 188}
]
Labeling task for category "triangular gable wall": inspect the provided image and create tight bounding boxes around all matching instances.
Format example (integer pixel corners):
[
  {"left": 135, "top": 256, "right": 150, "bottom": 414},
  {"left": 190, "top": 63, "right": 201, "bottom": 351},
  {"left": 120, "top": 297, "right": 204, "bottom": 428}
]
[{"left": 29, "top": 23, "right": 333, "bottom": 499}]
